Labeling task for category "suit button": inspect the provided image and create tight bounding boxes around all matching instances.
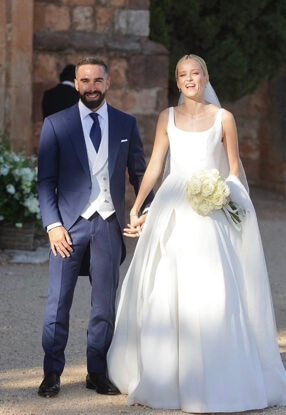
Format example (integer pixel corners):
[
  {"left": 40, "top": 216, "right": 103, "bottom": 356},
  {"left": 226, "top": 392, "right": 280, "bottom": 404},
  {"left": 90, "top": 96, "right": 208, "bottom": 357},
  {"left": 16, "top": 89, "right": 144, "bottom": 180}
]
[{"left": 88, "top": 186, "right": 92, "bottom": 189}]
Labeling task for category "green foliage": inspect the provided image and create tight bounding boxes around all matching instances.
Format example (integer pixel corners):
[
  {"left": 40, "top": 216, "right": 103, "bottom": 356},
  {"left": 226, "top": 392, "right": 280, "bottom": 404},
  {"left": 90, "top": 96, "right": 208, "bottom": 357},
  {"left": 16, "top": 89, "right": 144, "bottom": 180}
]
[
  {"left": 150, "top": 0, "right": 286, "bottom": 101},
  {"left": 0, "top": 137, "right": 41, "bottom": 228}
]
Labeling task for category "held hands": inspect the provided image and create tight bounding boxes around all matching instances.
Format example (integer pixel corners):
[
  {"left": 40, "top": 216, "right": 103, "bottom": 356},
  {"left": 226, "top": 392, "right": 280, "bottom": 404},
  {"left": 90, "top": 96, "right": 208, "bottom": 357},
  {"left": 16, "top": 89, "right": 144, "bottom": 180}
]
[
  {"left": 123, "top": 212, "right": 148, "bottom": 238},
  {"left": 48, "top": 226, "right": 73, "bottom": 258}
]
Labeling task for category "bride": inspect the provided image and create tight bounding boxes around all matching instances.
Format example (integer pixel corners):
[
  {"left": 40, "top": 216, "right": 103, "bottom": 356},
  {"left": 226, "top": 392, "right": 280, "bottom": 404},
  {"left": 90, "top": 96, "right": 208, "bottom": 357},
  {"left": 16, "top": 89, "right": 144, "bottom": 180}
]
[{"left": 107, "top": 54, "right": 286, "bottom": 413}]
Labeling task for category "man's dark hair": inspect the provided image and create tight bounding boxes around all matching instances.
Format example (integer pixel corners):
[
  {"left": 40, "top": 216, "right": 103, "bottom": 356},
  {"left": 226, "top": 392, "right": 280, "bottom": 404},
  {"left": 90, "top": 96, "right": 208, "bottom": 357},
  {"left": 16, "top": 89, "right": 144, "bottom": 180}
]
[
  {"left": 75, "top": 57, "right": 109, "bottom": 77},
  {"left": 59, "top": 64, "right": 76, "bottom": 82}
]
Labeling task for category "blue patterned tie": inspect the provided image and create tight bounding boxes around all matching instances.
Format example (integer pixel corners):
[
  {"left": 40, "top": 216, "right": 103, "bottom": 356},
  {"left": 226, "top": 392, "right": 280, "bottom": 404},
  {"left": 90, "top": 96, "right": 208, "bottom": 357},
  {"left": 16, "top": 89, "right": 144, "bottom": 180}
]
[{"left": 89, "top": 112, "right": 101, "bottom": 152}]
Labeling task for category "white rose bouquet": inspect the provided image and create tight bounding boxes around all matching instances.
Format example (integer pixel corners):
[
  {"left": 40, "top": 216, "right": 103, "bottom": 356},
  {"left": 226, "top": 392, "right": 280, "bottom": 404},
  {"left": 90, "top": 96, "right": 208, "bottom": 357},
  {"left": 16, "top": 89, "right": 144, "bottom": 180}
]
[
  {"left": 0, "top": 140, "right": 41, "bottom": 228},
  {"left": 186, "top": 169, "right": 244, "bottom": 230}
]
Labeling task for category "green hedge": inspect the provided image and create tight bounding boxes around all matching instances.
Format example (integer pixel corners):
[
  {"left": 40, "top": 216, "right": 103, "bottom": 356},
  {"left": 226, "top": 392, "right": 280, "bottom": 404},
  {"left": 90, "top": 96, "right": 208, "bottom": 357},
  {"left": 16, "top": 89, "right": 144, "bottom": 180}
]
[{"left": 150, "top": 0, "right": 286, "bottom": 101}]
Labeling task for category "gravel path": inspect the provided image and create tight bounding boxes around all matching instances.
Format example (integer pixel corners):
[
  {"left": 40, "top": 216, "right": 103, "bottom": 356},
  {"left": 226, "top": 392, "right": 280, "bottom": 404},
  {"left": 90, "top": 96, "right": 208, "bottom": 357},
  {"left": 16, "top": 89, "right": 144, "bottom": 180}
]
[{"left": 0, "top": 187, "right": 286, "bottom": 415}]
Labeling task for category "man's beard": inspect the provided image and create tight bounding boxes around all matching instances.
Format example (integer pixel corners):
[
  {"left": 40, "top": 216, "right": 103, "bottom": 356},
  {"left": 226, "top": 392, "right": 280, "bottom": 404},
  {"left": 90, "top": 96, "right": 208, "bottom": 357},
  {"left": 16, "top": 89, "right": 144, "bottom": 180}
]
[{"left": 79, "top": 91, "right": 105, "bottom": 109}]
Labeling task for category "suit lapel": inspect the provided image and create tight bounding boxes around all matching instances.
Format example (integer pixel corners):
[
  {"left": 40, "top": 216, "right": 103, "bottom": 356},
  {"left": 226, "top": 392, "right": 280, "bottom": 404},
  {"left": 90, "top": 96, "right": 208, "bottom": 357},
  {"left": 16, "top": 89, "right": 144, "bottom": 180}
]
[
  {"left": 108, "top": 105, "right": 122, "bottom": 179},
  {"left": 64, "top": 104, "right": 122, "bottom": 181},
  {"left": 65, "top": 104, "right": 90, "bottom": 180}
]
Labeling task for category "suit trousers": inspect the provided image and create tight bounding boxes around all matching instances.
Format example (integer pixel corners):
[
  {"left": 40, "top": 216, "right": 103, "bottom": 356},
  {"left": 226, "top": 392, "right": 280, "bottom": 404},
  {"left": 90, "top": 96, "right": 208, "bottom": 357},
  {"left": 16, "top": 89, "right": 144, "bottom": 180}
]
[{"left": 42, "top": 213, "right": 122, "bottom": 375}]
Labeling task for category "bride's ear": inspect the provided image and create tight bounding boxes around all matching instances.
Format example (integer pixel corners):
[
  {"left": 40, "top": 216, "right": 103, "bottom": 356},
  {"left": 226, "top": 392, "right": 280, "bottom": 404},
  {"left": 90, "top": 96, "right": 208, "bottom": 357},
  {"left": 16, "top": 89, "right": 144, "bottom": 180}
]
[{"left": 205, "top": 76, "right": 210, "bottom": 86}]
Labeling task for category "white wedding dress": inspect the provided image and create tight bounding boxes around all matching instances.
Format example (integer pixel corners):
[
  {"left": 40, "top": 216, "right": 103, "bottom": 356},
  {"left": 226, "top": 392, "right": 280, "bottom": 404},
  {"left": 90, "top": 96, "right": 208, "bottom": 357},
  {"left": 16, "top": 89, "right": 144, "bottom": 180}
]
[{"left": 107, "top": 108, "right": 286, "bottom": 413}]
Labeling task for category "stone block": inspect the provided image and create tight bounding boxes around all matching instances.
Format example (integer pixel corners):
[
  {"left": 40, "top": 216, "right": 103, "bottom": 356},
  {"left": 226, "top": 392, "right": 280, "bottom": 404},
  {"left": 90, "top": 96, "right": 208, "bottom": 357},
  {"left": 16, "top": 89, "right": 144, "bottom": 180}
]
[
  {"left": 68, "top": 0, "right": 95, "bottom": 5},
  {"left": 34, "top": 31, "right": 70, "bottom": 51},
  {"left": 108, "top": 87, "right": 158, "bottom": 115},
  {"left": 260, "top": 161, "right": 281, "bottom": 184},
  {"left": 34, "top": 2, "right": 46, "bottom": 32},
  {"left": 71, "top": 31, "right": 105, "bottom": 50},
  {"left": 75, "top": 54, "right": 109, "bottom": 67},
  {"left": 225, "top": 82, "right": 270, "bottom": 119},
  {"left": 273, "top": 182, "right": 286, "bottom": 196},
  {"left": 128, "top": 55, "right": 168, "bottom": 89},
  {"left": 240, "top": 141, "right": 260, "bottom": 161},
  {"left": 156, "top": 88, "right": 168, "bottom": 112},
  {"left": 141, "top": 38, "right": 169, "bottom": 55},
  {"left": 106, "top": 37, "right": 141, "bottom": 52},
  {"left": 121, "top": 90, "right": 137, "bottom": 112},
  {"left": 45, "top": 5, "right": 71, "bottom": 31},
  {"left": 109, "top": 58, "right": 128, "bottom": 87},
  {"left": 34, "top": 53, "right": 58, "bottom": 82},
  {"left": 10, "top": 84, "right": 33, "bottom": 153},
  {"left": 34, "top": 31, "right": 105, "bottom": 52},
  {"left": 8, "top": 0, "right": 33, "bottom": 153},
  {"left": 242, "top": 159, "right": 260, "bottom": 181},
  {"left": 136, "top": 113, "right": 158, "bottom": 146},
  {"left": 33, "top": 82, "right": 48, "bottom": 122},
  {"left": 108, "top": 89, "right": 124, "bottom": 110},
  {"left": 65, "top": 53, "right": 85, "bottom": 65},
  {"left": 11, "top": 0, "right": 33, "bottom": 52},
  {"left": 72, "top": 6, "right": 94, "bottom": 31},
  {"left": 131, "top": 89, "right": 158, "bottom": 115},
  {"left": 97, "top": 0, "right": 110, "bottom": 6},
  {"left": 114, "top": 10, "right": 149, "bottom": 36},
  {"left": 260, "top": 140, "right": 272, "bottom": 158},
  {"left": 96, "top": 7, "right": 114, "bottom": 33},
  {"left": 110, "top": 0, "right": 128, "bottom": 7},
  {"left": 129, "top": 0, "right": 149, "bottom": 9},
  {"left": 236, "top": 117, "right": 260, "bottom": 144}
]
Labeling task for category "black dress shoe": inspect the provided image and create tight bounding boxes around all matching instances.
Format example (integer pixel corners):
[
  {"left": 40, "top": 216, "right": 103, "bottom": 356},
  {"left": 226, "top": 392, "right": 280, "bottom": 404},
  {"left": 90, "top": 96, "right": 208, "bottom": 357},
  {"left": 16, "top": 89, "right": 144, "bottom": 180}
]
[
  {"left": 38, "top": 371, "right": 60, "bottom": 397},
  {"left": 86, "top": 373, "right": 120, "bottom": 395}
]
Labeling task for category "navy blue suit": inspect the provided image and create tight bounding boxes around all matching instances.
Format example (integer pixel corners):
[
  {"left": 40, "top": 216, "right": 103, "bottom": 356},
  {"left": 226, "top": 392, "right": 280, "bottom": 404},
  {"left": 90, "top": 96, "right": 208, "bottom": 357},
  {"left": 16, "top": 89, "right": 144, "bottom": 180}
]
[{"left": 37, "top": 103, "right": 153, "bottom": 375}]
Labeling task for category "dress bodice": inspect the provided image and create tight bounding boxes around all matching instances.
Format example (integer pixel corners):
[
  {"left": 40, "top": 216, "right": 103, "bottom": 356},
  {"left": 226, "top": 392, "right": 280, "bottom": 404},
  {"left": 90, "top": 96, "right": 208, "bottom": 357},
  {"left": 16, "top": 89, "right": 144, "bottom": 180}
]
[{"left": 167, "top": 107, "right": 229, "bottom": 178}]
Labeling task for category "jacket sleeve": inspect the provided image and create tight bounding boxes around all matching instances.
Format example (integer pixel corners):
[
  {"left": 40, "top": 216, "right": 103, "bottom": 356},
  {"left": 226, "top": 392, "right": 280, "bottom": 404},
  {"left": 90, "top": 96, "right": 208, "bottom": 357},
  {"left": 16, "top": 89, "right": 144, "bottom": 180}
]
[
  {"left": 127, "top": 118, "right": 154, "bottom": 212},
  {"left": 37, "top": 117, "right": 62, "bottom": 228}
]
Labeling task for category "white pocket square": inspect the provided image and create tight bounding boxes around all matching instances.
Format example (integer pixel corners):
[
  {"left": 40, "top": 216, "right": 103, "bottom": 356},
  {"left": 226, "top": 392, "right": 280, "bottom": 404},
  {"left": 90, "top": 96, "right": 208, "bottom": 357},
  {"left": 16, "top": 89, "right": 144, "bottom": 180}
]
[{"left": 121, "top": 139, "right": 128, "bottom": 143}]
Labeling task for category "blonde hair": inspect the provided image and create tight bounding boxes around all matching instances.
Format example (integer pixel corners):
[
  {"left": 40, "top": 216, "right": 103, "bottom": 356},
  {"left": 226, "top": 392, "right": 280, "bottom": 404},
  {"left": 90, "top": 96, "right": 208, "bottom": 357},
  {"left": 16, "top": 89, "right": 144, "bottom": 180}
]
[{"left": 175, "top": 54, "right": 208, "bottom": 79}]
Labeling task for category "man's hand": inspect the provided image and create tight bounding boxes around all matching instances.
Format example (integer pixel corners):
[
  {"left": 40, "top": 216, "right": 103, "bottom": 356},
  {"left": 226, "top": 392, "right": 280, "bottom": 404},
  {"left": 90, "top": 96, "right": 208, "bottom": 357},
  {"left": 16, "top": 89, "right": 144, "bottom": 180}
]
[
  {"left": 48, "top": 226, "right": 73, "bottom": 258},
  {"left": 123, "top": 213, "right": 148, "bottom": 238}
]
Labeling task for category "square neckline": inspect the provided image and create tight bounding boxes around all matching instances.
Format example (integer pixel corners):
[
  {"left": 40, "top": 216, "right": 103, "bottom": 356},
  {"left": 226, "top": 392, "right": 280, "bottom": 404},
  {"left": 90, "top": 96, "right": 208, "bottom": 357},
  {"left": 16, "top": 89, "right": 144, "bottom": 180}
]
[{"left": 171, "top": 107, "right": 222, "bottom": 134}]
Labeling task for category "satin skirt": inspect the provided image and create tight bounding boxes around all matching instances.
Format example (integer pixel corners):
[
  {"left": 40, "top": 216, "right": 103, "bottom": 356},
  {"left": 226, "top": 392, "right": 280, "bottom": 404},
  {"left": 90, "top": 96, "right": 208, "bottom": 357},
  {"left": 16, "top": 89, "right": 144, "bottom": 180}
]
[{"left": 107, "top": 174, "right": 286, "bottom": 413}]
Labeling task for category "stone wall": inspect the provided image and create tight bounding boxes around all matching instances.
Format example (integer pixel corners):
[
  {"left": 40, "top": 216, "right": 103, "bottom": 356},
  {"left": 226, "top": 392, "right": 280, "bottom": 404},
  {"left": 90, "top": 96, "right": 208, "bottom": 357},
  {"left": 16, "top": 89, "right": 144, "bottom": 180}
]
[
  {"left": 33, "top": 0, "right": 169, "bottom": 161},
  {"left": 0, "top": 0, "right": 33, "bottom": 152},
  {"left": 1, "top": 0, "right": 286, "bottom": 195},
  {"left": 225, "top": 75, "right": 286, "bottom": 195},
  {"left": 266, "top": 74, "right": 286, "bottom": 195}
]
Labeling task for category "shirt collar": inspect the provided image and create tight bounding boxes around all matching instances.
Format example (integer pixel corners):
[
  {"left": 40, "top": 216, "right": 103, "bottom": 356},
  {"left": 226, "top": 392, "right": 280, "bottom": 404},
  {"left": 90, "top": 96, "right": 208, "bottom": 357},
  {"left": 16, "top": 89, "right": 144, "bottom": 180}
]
[
  {"left": 78, "top": 100, "right": 108, "bottom": 122},
  {"left": 61, "top": 80, "right": 75, "bottom": 88}
]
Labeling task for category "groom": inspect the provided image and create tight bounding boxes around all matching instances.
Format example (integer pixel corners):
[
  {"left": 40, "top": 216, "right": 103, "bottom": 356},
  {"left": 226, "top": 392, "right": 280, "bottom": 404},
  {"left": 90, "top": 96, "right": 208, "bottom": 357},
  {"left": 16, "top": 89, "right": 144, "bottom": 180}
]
[{"left": 37, "top": 57, "right": 153, "bottom": 397}]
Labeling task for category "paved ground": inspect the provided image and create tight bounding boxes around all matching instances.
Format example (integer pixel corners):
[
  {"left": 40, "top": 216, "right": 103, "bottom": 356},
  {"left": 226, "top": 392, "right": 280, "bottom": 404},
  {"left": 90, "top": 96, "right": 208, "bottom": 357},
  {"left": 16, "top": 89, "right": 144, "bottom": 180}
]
[{"left": 0, "top": 186, "right": 286, "bottom": 415}]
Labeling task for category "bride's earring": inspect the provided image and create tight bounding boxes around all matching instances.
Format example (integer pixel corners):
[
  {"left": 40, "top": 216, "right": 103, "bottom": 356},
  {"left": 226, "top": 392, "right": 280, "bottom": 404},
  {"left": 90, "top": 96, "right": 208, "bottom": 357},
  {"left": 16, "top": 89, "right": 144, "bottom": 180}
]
[{"left": 178, "top": 88, "right": 181, "bottom": 92}]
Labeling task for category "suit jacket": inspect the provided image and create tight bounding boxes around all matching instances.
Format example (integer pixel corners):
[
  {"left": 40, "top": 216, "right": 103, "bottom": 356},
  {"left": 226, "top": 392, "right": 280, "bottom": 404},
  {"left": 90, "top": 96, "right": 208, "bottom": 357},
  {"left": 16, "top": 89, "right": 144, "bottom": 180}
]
[
  {"left": 42, "top": 83, "right": 79, "bottom": 119},
  {"left": 37, "top": 103, "right": 153, "bottom": 263}
]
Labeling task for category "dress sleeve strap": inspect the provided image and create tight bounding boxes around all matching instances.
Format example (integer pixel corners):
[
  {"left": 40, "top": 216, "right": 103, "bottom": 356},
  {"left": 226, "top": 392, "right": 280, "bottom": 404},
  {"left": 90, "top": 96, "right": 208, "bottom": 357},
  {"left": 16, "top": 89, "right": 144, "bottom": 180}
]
[{"left": 167, "top": 107, "right": 174, "bottom": 131}]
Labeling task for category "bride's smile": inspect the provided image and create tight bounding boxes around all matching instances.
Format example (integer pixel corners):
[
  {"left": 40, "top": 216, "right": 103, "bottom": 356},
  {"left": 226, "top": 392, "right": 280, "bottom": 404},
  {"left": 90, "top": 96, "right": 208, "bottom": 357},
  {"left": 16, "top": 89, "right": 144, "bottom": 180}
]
[{"left": 177, "top": 60, "right": 208, "bottom": 100}]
